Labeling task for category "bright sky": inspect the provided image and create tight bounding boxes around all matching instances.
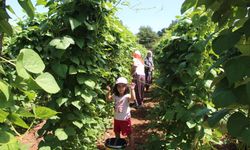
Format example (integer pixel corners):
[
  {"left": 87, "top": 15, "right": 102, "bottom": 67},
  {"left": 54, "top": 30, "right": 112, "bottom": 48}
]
[
  {"left": 7, "top": 0, "right": 185, "bottom": 34},
  {"left": 116, "top": 0, "right": 185, "bottom": 34}
]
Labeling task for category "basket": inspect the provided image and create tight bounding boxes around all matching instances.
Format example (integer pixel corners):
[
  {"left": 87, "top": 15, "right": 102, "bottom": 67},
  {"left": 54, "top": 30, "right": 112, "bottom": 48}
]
[{"left": 105, "top": 138, "right": 127, "bottom": 149}]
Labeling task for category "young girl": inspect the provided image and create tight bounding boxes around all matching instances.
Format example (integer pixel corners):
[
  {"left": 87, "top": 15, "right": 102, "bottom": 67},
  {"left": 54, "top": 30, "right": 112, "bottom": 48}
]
[{"left": 106, "top": 77, "right": 136, "bottom": 149}]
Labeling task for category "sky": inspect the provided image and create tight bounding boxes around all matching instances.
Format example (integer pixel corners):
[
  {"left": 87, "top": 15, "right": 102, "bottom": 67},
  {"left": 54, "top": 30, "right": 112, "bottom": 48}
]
[
  {"left": 116, "top": 0, "right": 185, "bottom": 34},
  {"left": 7, "top": 0, "right": 185, "bottom": 34}
]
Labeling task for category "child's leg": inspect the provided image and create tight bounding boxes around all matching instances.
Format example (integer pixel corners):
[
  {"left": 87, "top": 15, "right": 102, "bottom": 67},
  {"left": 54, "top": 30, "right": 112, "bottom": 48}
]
[
  {"left": 115, "top": 132, "right": 120, "bottom": 138},
  {"left": 128, "top": 133, "right": 134, "bottom": 149}
]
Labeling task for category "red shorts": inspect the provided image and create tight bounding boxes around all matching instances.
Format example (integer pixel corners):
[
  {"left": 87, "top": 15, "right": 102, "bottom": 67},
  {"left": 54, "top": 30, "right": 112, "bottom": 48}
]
[{"left": 114, "top": 118, "right": 132, "bottom": 136}]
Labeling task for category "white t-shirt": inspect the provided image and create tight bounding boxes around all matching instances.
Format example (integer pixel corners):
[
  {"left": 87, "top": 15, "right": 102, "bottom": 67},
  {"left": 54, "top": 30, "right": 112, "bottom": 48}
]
[
  {"left": 113, "top": 94, "right": 131, "bottom": 120},
  {"left": 133, "top": 58, "right": 145, "bottom": 75}
]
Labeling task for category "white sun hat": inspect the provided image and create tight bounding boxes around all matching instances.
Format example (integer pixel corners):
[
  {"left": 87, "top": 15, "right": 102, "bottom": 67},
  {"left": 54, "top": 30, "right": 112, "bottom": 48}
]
[
  {"left": 115, "top": 77, "right": 128, "bottom": 84},
  {"left": 134, "top": 50, "right": 141, "bottom": 56}
]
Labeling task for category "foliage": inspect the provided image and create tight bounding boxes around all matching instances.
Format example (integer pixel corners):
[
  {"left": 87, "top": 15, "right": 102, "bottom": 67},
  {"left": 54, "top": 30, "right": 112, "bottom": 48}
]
[
  {"left": 137, "top": 25, "right": 158, "bottom": 49},
  {"left": 4, "top": 0, "right": 143, "bottom": 149},
  {"left": 183, "top": 0, "right": 250, "bottom": 147},
  {"left": 0, "top": 0, "right": 61, "bottom": 149},
  {"left": 151, "top": 8, "right": 221, "bottom": 149}
]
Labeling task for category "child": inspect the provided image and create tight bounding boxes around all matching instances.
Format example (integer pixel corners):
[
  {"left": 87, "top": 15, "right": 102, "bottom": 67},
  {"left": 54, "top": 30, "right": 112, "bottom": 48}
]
[{"left": 106, "top": 77, "right": 136, "bottom": 149}]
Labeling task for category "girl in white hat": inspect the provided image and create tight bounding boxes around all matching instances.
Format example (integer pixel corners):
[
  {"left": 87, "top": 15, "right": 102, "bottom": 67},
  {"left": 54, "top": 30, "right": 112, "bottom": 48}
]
[{"left": 106, "top": 77, "right": 136, "bottom": 149}]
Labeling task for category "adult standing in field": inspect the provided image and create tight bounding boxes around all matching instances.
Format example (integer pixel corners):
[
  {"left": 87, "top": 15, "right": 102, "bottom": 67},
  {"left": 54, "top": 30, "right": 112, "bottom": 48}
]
[
  {"left": 144, "top": 50, "right": 154, "bottom": 91},
  {"left": 131, "top": 50, "right": 145, "bottom": 108}
]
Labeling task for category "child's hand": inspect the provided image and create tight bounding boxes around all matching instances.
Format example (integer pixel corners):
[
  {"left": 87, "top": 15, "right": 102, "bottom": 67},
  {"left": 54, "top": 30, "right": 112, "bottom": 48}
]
[
  {"left": 130, "top": 82, "right": 136, "bottom": 90},
  {"left": 106, "top": 85, "right": 111, "bottom": 92}
]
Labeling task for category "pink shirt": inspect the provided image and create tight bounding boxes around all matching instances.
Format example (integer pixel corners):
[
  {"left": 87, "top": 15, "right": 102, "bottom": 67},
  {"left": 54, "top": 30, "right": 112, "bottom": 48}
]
[{"left": 113, "top": 94, "right": 131, "bottom": 120}]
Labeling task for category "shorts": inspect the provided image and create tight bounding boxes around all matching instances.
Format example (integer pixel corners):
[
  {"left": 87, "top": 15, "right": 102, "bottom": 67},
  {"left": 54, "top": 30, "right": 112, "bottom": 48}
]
[{"left": 114, "top": 118, "right": 132, "bottom": 136}]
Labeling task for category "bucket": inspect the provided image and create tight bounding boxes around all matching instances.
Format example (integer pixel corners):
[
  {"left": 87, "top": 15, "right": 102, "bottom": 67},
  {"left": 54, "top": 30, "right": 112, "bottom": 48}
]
[{"left": 105, "top": 138, "right": 127, "bottom": 149}]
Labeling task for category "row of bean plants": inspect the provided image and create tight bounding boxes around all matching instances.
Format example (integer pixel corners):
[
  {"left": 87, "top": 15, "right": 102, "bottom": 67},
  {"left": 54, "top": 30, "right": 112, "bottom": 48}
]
[
  {"left": 151, "top": 0, "right": 250, "bottom": 149},
  {"left": 1, "top": 0, "right": 144, "bottom": 149}
]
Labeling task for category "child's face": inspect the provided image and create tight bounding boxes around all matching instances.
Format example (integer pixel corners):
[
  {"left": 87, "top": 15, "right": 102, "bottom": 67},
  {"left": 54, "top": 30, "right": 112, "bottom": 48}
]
[{"left": 117, "top": 83, "right": 127, "bottom": 95}]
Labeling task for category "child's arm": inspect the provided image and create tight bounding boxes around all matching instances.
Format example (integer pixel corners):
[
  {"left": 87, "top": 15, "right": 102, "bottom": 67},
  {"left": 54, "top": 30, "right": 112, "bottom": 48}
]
[
  {"left": 129, "top": 83, "right": 136, "bottom": 102},
  {"left": 106, "top": 85, "right": 113, "bottom": 101}
]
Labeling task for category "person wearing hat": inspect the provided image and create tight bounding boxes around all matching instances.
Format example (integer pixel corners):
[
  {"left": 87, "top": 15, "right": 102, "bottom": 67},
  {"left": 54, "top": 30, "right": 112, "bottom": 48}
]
[
  {"left": 131, "top": 50, "right": 145, "bottom": 108},
  {"left": 106, "top": 77, "right": 136, "bottom": 149},
  {"left": 144, "top": 50, "right": 154, "bottom": 91}
]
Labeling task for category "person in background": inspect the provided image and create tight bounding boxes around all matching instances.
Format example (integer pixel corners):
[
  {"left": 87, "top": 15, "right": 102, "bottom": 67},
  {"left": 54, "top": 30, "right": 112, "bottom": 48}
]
[
  {"left": 106, "top": 77, "right": 135, "bottom": 149},
  {"left": 131, "top": 50, "right": 145, "bottom": 108},
  {"left": 144, "top": 50, "right": 154, "bottom": 91}
]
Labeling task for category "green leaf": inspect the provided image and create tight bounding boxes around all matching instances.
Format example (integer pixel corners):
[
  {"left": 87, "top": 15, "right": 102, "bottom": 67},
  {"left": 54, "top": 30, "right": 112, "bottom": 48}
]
[
  {"left": 0, "top": 20, "right": 13, "bottom": 36},
  {"left": 224, "top": 56, "right": 250, "bottom": 85},
  {"left": 181, "top": 0, "right": 197, "bottom": 14},
  {"left": 75, "top": 37, "right": 84, "bottom": 49},
  {"left": 0, "top": 129, "right": 14, "bottom": 143},
  {"left": 20, "top": 48, "right": 45, "bottom": 74},
  {"left": 49, "top": 36, "right": 75, "bottom": 50},
  {"left": 36, "top": 0, "right": 47, "bottom": 6},
  {"left": 0, "top": 64, "right": 5, "bottom": 75},
  {"left": 69, "top": 17, "right": 81, "bottom": 30},
  {"left": 227, "top": 112, "right": 250, "bottom": 137},
  {"left": 34, "top": 106, "right": 58, "bottom": 119},
  {"left": 6, "top": 5, "right": 16, "bottom": 15},
  {"left": 186, "top": 121, "right": 196, "bottom": 128},
  {"left": 81, "top": 92, "right": 93, "bottom": 103},
  {"left": 39, "top": 146, "right": 51, "bottom": 150},
  {"left": 23, "top": 90, "right": 37, "bottom": 101},
  {"left": 84, "top": 21, "right": 95, "bottom": 30},
  {"left": 55, "top": 128, "right": 68, "bottom": 141},
  {"left": 70, "top": 57, "right": 80, "bottom": 65},
  {"left": 72, "top": 121, "right": 83, "bottom": 129},
  {"left": 56, "top": 98, "right": 68, "bottom": 107},
  {"left": 233, "top": 85, "right": 250, "bottom": 105},
  {"left": 77, "top": 75, "right": 95, "bottom": 88},
  {"left": 8, "top": 113, "right": 29, "bottom": 128},
  {"left": 84, "top": 80, "right": 96, "bottom": 88},
  {"left": 0, "top": 80, "right": 10, "bottom": 101},
  {"left": 0, "top": 109, "right": 9, "bottom": 123},
  {"left": 212, "top": 88, "right": 237, "bottom": 108},
  {"left": 51, "top": 63, "right": 68, "bottom": 78},
  {"left": 207, "top": 109, "right": 230, "bottom": 128},
  {"left": 16, "top": 53, "right": 30, "bottom": 79},
  {"left": 71, "top": 101, "right": 81, "bottom": 110},
  {"left": 16, "top": 108, "right": 34, "bottom": 118},
  {"left": 212, "top": 30, "right": 241, "bottom": 54},
  {"left": 18, "top": 0, "right": 35, "bottom": 19},
  {"left": 69, "top": 65, "right": 77, "bottom": 74},
  {"left": 35, "top": 72, "right": 60, "bottom": 94},
  {"left": 65, "top": 127, "right": 76, "bottom": 136},
  {"left": 235, "top": 36, "right": 250, "bottom": 55}
]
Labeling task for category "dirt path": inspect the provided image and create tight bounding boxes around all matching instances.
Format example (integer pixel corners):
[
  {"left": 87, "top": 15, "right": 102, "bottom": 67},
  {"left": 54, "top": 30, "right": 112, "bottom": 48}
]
[{"left": 97, "top": 90, "right": 158, "bottom": 150}]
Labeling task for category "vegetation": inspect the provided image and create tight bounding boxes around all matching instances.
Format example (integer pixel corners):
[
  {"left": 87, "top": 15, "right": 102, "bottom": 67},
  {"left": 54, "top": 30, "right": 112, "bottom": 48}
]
[
  {"left": 137, "top": 26, "right": 158, "bottom": 49},
  {"left": 1, "top": 0, "right": 250, "bottom": 149},
  {"left": 0, "top": 0, "right": 144, "bottom": 149}
]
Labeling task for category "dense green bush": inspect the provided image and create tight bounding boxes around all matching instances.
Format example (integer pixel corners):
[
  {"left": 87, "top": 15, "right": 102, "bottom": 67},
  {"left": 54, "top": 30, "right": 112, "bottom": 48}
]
[{"left": 2, "top": 0, "right": 144, "bottom": 149}]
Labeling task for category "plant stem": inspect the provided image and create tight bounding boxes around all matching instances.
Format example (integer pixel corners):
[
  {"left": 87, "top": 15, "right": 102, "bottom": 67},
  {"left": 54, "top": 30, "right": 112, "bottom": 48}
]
[
  {"left": 11, "top": 125, "right": 21, "bottom": 136},
  {"left": 0, "top": 56, "right": 16, "bottom": 66}
]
